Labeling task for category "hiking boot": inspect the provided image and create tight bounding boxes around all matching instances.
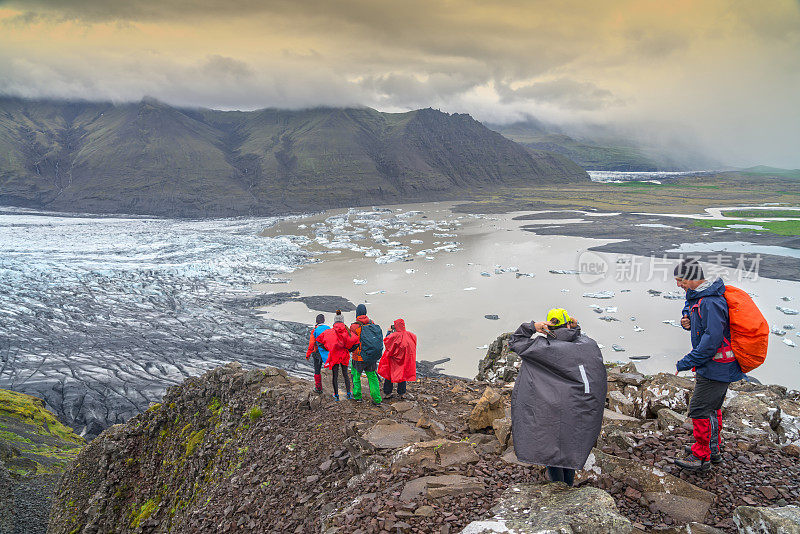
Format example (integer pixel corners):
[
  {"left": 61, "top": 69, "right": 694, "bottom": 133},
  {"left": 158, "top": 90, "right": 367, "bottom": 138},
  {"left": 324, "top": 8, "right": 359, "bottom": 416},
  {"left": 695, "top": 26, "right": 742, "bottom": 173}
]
[
  {"left": 332, "top": 394, "right": 340, "bottom": 402},
  {"left": 351, "top": 395, "right": 362, "bottom": 401},
  {"left": 684, "top": 445, "right": 723, "bottom": 464},
  {"left": 346, "top": 392, "right": 354, "bottom": 400},
  {"left": 674, "top": 452, "right": 711, "bottom": 472},
  {"left": 371, "top": 400, "right": 382, "bottom": 406},
  {"left": 314, "top": 387, "right": 323, "bottom": 395}
]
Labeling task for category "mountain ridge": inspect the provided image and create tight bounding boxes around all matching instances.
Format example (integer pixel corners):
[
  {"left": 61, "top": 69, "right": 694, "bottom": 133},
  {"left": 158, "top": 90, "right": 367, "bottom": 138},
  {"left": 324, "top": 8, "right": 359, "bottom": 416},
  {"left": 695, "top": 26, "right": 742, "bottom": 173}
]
[{"left": 0, "top": 97, "right": 588, "bottom": 217}]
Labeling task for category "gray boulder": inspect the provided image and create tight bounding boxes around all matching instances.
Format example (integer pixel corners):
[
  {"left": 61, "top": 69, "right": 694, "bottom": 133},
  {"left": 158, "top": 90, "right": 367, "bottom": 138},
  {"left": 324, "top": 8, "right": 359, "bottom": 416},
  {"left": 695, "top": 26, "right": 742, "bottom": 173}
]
[
  {"left": 733, "top": 505, "right": 800, "bottom": 533},
  {"left": 459, "top": 483, "right": 631, "bottom": 533},
  {"left": 362, "top": 420, "right": 429, "bottom": 449}
]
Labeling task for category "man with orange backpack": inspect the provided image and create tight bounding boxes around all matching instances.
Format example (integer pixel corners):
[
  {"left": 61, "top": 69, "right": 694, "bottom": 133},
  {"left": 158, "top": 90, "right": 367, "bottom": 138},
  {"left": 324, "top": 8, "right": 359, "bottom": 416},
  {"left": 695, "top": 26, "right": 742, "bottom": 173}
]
[{"left": 672, "top": 258, "right": 745, "bottom": 472}]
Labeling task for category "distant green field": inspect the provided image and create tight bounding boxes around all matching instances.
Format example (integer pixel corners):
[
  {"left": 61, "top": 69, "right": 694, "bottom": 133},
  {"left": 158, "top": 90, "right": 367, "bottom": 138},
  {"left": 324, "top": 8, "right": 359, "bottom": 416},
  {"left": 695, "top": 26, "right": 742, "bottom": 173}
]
[
  {"left": 609, "top": 181, "right": 717, "bottom": 189},
  {"left": 722, "top": 209, "right": 800, "bottom": 218},
  {"left": 694, "top": 219, "right": 800, "bottom": 236}
]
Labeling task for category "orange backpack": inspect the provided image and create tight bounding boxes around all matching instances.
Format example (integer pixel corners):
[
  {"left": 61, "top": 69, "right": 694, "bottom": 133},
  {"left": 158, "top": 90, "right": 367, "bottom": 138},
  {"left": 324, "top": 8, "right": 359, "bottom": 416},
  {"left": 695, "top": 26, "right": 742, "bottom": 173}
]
[{"left": 724, "top": 285, "right": 769, "bottom": 373}]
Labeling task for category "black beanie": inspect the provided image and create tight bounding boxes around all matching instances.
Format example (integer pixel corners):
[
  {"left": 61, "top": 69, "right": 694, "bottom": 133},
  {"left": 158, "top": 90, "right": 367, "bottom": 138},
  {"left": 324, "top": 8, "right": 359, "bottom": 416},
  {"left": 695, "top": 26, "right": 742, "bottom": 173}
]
[
  {"left": 673, "top": 258, "right": 704, "bottom": 280},
  {"left": 315, "top": 314, "right": 325, "bottom": 324},
  {"left": 356, "top": 304, "right": 367, "bottom": 316}
]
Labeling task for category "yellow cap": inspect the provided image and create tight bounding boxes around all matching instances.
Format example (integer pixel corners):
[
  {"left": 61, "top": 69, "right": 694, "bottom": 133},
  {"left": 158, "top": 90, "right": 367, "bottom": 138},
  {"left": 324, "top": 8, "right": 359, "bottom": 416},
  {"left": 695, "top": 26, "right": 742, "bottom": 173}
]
[{"left": 546, "top": 308, "right": 571, "bottom": 326}]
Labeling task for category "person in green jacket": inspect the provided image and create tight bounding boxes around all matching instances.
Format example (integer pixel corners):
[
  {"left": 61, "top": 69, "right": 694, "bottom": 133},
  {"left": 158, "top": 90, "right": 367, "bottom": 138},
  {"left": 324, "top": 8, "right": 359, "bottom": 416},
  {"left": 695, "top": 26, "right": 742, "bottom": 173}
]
[{"left": 349, "top": 304, "right": 383, "bottom": 405}]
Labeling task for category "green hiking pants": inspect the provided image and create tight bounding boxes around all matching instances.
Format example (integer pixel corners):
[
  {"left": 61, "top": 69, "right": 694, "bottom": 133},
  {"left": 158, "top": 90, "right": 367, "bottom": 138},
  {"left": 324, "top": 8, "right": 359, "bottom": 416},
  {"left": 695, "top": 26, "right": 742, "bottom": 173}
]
[{"left": 351, "top": 360, "right": 382, "bottom": 404}]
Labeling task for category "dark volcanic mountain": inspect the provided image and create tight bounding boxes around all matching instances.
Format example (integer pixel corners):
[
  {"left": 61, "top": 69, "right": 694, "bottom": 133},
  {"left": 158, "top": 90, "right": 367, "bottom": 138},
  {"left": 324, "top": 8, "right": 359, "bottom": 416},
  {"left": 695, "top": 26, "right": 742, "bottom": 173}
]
[{"left": 0, "top": 97, "right": 588, "bottom": 216}]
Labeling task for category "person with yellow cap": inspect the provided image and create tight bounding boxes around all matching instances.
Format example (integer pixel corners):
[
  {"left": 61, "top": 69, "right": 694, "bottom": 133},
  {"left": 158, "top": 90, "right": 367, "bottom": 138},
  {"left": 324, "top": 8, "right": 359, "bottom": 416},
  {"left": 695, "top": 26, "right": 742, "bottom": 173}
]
[{"left": 508, "top": 308, "right": 606, "bottom": 487}]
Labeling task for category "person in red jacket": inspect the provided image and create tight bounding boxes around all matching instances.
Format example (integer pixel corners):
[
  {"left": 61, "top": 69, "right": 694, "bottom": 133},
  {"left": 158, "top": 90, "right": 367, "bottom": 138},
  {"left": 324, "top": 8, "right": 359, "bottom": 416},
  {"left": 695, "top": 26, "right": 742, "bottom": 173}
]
[
  {"left": 378, "top": 319, "right": 417, "bottom": 399},
  {"left": 316, "top": 311, "right": 358, "bottom": 401}
]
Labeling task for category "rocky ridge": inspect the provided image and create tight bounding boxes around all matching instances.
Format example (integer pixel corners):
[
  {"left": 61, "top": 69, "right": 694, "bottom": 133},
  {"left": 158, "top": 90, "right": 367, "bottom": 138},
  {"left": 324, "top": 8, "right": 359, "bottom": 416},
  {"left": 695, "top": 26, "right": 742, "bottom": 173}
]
[
  {"left": 0, "top": 389, "right": 85, "bottom": 534},
  {"left": 46, "top": 335, "right": 800, "bottom": 534}
]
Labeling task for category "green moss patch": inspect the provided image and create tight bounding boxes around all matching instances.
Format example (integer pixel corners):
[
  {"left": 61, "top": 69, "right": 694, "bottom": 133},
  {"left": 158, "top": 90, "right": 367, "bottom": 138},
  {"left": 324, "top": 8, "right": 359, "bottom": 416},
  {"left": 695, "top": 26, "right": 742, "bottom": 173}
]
[
  {"left": 130, "top": 497, "right": 161, "bottom": 528},
  {"left": 185, "top": 429, "right": 205, "bottom": 456}
]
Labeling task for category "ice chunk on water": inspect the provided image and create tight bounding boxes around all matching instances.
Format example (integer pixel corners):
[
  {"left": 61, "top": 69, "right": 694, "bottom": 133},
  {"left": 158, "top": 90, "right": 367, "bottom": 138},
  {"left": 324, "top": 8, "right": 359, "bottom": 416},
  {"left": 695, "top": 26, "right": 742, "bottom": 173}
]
[
  {"left": 480, "top": 272, "right": 491, "bottom": 277},
  {"left": 353, "top": 279, "right": 367, "bottom": 285},
  {"left": 782, "top": 296, "right": 793, "bottom": 301},
  {"left": 604, "top": 307, "right": 618, "bottom": 313},
  {"left": 662, "top": 319, "right": 682, "bottom": 327},
  {"left": 583, "top": 290, "right": 614, "bottom": 299},
  {"left": 612, "top": 344, "right": 626, "bottom": 352},
  {"left": 777, "top": 306, "right": 799, "bottom": 315},
  {"left": 598, "top": 316, "right": 619, "bottom": 322},
  {"left": 784, "top": 338, "right": 797, "bottom": 347},
  {"left": 464, "top": 287, "right": 477, "bottom": 291},
  {"left": 411, "top": 239, "right": 424, "bottom": 244},
  {"left": 424, "top": 294, "right": 433, "bottom": 298},
  {"left": 549, "top": 269, "right": 581, "bottom": 275},
  {"left": 633, "top": 326, "right": 644, "bottom": 332},
  {"left": 515, "top": 273, "right": 535, "bottom": 278},
  {"left": 405, "top": 269, "right": 416, "bottom": 274},
  {"left": 365, "top": 290, "right": 386, "bottom": 295},
  {"left": 662, "top": 292, "right": 684, "bottom": 300},
  {"left": 772, "top": 326, "right": 787, "bottom": 336}
]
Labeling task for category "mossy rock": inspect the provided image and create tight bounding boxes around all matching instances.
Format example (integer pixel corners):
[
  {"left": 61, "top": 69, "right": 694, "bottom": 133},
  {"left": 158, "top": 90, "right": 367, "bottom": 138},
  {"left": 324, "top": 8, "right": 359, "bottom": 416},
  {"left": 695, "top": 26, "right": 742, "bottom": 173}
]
[{"left": 0, "top": 389, "right": 85, "bottom": 475}]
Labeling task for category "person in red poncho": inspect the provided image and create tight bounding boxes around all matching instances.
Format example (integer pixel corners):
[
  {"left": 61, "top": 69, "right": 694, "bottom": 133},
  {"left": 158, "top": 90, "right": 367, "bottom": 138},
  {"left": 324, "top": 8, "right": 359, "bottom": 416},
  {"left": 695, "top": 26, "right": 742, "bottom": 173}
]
[
  {"left": 378, "top": 319, "right": 417, "bottom": 399},
  {"left": 316, "top": 311, "right": 358, "bottom": 401}
]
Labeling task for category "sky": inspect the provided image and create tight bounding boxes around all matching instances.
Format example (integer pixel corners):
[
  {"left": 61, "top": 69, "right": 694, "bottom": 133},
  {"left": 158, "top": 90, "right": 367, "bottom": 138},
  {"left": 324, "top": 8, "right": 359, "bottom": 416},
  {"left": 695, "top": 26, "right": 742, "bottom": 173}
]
[{"left": 1, "top": 0, "right": 799, "bottom": 167}]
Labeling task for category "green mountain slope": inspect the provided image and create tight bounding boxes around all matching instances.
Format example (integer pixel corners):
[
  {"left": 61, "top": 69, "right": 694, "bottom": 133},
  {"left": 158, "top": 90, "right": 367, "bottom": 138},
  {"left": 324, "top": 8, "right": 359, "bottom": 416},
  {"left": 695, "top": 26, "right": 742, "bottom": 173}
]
[{"left": 0, "top": 98, "right": 589, "bottom": 217}]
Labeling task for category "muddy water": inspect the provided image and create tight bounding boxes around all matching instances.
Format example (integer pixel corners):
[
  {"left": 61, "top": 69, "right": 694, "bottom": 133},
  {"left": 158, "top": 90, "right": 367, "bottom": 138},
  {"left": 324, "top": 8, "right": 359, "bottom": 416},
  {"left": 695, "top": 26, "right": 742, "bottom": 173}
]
[{"left": 257, "top": 203, "right": 800, "bottom": 388}]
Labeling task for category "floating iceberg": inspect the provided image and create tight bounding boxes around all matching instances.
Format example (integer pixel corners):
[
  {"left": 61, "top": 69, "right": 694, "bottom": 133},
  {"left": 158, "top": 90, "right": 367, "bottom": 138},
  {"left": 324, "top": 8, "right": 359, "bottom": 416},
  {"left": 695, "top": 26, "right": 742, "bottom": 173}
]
[
  {"left": 365, "top": 290, "right": 386, "bottom": 295},
  {"left": 598, "top": 316, "right": 620, "bottom": 322},
  {"left": 662, "top": 319, "right": 682, "bottom": 327},
  {"left": 480, "top": 272, "right": 491, "bottom": 277},
  {"left": 633, "top": 326, "right": 644, "bottom": 332},
  {"left": 772, "top": 326, "right": 787, "bottom": 336},
  {"left": 353, "top": 279, "right": 367, "bottom": 285},
  {"left": 784, "top": 338, "right": 797, "bottom": 348},
  {"left": 515, "top": 273, "right": 535, "bottom": 278},
  {"left": 662, "top": 292, "right": 684, "bottom": 300},
  {"left": 464, "top": 287, "right": 477, "bottom": 291},
  {"left": 612, "top": 344, "right": 626, "bottom": 352},
  {"left": 777, "top": 306, "right": 799, "bottom": 315},
  {"left": 782, "top": 296, "right": 794, "bottom": 301},
  {"left": 583, "top": 290, "right": 615, "bottom": 299},
  {"left": 549, "top": 269, "right": 581, "bottom": 275},
  {"left": 405, "top": 269, "right": 416, "bottom": 274}
]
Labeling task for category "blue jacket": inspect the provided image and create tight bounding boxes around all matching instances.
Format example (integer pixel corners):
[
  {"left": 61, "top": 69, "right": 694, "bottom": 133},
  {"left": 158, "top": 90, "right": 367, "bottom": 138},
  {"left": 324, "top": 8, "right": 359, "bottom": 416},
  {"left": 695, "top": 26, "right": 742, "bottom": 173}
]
[
  {"left": 676, "top": 278, "right": 744, "bottom": 383},
  {"left": 313, "top": 324, "right": 331, "bottom": 362}
]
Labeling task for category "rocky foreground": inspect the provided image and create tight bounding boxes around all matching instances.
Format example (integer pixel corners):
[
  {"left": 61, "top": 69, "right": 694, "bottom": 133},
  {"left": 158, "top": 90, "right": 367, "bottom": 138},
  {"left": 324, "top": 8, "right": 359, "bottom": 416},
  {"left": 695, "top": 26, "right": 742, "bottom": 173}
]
[{"left": 44, "top": 333, "right": 800, "bottom": 534}]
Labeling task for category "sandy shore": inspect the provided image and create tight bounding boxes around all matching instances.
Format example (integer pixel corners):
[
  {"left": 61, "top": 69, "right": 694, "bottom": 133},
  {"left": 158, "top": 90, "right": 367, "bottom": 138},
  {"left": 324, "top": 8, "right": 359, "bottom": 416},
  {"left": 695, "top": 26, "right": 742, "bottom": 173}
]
[{"left": 255, "top": 202, "right": 800, "bottom": 388}]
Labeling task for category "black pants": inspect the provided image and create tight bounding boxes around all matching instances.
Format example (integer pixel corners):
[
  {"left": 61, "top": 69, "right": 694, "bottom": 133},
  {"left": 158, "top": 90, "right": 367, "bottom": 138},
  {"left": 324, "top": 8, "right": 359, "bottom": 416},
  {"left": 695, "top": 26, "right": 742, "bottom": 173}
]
[
  {"left": 331, "top": 364, "right": 350, "bottom": 396},
  {"left": 547, "top": 467, "right": 575, "bottom": 486},
  {"left": 312, "top": 353, "right": 323, "bottom": 375},
  {"left": 383, "top": 378, "right": 406, "bottom": 396}
]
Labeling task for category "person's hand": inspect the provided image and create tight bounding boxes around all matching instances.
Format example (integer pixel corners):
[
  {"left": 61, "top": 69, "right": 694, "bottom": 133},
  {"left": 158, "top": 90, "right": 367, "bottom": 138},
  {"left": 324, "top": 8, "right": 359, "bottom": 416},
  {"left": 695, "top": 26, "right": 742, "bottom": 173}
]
[
  {"left": 680, "top": 316, "right": 690, "bottom": 329},
  {"left": 534, "top": 321, "right": 553, "bottom": 335}
]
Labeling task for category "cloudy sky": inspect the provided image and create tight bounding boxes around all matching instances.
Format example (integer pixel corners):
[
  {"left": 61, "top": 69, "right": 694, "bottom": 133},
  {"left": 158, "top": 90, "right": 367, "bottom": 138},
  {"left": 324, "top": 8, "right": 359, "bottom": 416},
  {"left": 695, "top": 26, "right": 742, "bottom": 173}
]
[{"left": 1, "top": 0, "right": 799, "bottom": 167}]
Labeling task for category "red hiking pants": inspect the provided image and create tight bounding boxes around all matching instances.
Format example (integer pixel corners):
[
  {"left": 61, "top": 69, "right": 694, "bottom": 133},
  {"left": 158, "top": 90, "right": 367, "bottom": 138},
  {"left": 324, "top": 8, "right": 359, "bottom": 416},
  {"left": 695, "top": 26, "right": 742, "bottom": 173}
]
[{"left": 688, "top": 377, "right": 729, "bottom": 461}]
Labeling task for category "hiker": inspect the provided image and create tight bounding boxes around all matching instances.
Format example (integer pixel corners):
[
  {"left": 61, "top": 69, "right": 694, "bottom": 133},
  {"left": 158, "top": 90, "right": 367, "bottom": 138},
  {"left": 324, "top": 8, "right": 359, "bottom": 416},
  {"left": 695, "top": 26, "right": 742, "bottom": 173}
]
[
  {"left": 378, "top": 319, "right": 417, "bottom": 400},
  {"left": 349, "top": 304, "right": 383, "bottom": 405},
  {"left": 316, "top": 310, "right": 358, "bottom": 401},
  {"left": 305, "top": 314, "right": 330, "bottom": 394},
  {"left": 508, "top": 309, "right": 607, "bottom": 487},
  {"left": 672, "top": 258, "right": 744, "bottom": 472}
]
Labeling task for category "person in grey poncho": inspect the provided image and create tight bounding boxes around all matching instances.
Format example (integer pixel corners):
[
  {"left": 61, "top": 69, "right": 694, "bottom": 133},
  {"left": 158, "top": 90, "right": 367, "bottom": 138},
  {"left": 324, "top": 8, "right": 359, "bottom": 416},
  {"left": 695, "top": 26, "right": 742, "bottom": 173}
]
[{"left": 509, "top": 308, "right": 607, "bottom": 486}]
